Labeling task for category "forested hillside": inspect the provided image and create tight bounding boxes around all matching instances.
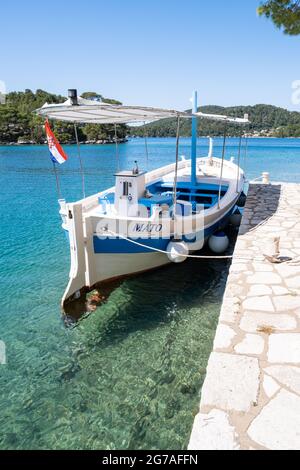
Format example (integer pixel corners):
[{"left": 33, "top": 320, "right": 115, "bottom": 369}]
[
  {"left": 0, "top": 89, "right": 127, "bottom": 144},
  {"left": 1, "top": 91, "right": 300, "bottom": 143},
  {"left": 131, "top": 104, "right": 300, "bottom": 138}
]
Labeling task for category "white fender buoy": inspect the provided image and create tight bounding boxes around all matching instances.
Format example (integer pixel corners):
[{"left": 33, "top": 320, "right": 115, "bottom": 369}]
[
  {"left": 208, "top": 232, "right": 229, "bottom": 254},
  {"left": 167, "top": 240, "right": 189, "bottom": 263}
]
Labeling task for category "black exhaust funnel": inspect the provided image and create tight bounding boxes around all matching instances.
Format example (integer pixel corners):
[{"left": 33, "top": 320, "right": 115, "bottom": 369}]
[{"left": 68, "top": 89, "right": 78, "bottom": 106}]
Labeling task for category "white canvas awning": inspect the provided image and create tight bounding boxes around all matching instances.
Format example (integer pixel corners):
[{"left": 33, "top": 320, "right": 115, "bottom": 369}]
[
  {"left": 35, "top": 96, "right": 250, "bottom": 125},
  {"left": 196, "top": 111, "right": 249, "bottom": 124},
  {"left": 35, "top": 97, "right": 189, "bottom": 124}
]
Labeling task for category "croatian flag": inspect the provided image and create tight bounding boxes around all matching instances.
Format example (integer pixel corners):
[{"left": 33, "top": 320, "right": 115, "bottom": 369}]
[{"left": 45, "top": 120, "right": 68, "bottom": 164}]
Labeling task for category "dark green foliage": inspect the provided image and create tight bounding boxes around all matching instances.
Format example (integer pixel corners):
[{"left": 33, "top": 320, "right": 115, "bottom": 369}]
[
  {"left": 131, "top": 104, "right": 300, "bottom": 137},
  {"left": 1, "top": 90, "right": 300, "bottom": 142},
  {"left": 258, "top": 0, "right": 300, "bottom": 35},
  {"left": 275, "top": 123, "right": 300, "bottom": 136},
  {"left": 0, "top": 89, "right": 127, "bottom": 144}
]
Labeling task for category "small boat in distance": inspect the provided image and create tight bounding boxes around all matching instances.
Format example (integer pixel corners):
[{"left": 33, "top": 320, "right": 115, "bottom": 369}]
[{"left": 36, "top": 90, "right": 249, "bottom": 312}]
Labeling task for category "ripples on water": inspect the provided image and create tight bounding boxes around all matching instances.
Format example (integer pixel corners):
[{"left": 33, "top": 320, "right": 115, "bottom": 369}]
[
  {"left": 0, "top": 138, "right": 299, "bottom": 449},
  {"left": 1, "top": 258, "right": 228, "bottom": 450}
]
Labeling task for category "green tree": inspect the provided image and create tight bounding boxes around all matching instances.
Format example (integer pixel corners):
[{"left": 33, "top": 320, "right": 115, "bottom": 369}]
[
  {"left": 130, "top": 104, "right": 300, "bottom": 138},
  {"left": 81, "top": 91, "right": 122, "bottom": 105},
  {"left": 258, "top": 0, "right": 300, "bottom": 35},
  {"left": 0, "top": 89, "right": 128, "bottom": 144},
  {"left": 81, "top": 91, "right": 103, "bottom": 101}
]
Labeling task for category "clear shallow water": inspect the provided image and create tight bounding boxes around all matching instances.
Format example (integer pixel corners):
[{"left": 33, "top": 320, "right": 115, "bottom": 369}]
[{"left": 0, "top": 137, "right": 299, "bottom": 449}]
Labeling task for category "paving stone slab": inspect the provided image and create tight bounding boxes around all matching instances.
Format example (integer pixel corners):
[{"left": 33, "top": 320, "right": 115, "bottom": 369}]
[
  {"left": 242, "top": 296, "right": 274, "bottom": 312},
  {"left": 200, "top": 353, "right": 260, "bottom": 412},
  {"left": 274, "top": 264, "right": 300, "bottom": 279},
  {"left": 263, "top": 374, "right": 280, "bottom": 398},
  {"left": 234, "top": 334, "right": 264, "bottom": 355},
  {"left": 240, "top": 312, "right": 297, "bottom": 333},
  {"left": 219, "top": 299, "right": 240, "bottom": 324},
  {"left": 248, "top": 285, "right": 272, "bottom": 296},
  {"left": 252, "top": 263, "right": 274, "bottom": 272},
  {"left": 188, "top": 409, "right": 240, "bottom": 450},
  {"left": 248, "top": 390, "right": 300, "bottom": 450},
  {"left": 264, "top": 365, "right": 300, "bottom": 395},
  {"left": 273, "top": 295, "right": 300, "bottom": 312},
  {"left": 230, "top": 263, "right": 249, "bottom": 273},
  {"left": 268, "top": 334, "right": 300, "bottom": 364},
  {"left": 272, "top": 286, "right": 290, "bottom": 296},
  {"left": 246, "top": 272, "right": 282, "bottom": 285},
  {"left": 213, "top": 324, "right": 236, "bottom": 349}
]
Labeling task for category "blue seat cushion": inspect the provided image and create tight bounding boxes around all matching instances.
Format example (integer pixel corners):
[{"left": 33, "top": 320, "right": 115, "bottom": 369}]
[{"left": 139, "top": 194, "right": 173, "bottom": 207}]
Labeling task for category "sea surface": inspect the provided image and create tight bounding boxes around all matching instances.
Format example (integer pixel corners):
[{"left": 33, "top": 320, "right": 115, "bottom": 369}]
[{"left": 0, "top": 137, "right": 299, "bottom": 450}]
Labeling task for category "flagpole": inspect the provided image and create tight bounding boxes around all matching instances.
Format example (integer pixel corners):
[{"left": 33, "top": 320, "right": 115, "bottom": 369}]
[
  {"left": 52, "top": 161, "right": 62, "bottom": 199},
  {"left": 45, "top": 119, "right": 66, "bottom": 200}
]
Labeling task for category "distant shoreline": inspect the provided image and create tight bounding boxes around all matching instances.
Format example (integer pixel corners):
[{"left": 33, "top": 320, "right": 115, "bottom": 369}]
[
  {"left": 0, "top": 138, "right": 129, "bottom": 146},
  {"left": 1, "top": 136, "right": 300, "bottom": 146}
]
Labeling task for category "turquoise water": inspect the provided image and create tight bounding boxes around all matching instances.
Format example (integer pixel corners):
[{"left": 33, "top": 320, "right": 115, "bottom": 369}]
[{"left": 0, "top": 137, "right": 299, "bottom": 450}]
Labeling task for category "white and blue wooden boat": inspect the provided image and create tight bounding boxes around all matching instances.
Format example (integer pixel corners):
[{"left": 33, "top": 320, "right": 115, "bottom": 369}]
[{"left": 36, "top": 91, "right": 249, "bottom": 311}]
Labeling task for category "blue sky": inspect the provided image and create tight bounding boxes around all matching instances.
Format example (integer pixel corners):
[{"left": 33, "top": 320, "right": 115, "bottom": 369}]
[{"left": 1, "top": 0, "right": 300, "bottom": 110}]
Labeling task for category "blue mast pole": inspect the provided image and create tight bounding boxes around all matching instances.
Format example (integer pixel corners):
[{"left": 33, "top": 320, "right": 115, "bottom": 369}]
[{"left": 191, "top": 90, "right": 197, "bottom": 187}]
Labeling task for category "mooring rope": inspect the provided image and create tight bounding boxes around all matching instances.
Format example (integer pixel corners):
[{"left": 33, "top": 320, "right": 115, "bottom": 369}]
[
  {"left": 102, "top": 229, "right": 234, "bottom": 259},
  {"left": 99, "top": 223, "right": 296, "bottom": 264}
]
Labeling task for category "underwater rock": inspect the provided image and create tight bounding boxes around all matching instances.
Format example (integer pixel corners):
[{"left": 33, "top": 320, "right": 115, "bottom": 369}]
[{"left": 59, "top": 363, "right": 81, "bottom": 382}]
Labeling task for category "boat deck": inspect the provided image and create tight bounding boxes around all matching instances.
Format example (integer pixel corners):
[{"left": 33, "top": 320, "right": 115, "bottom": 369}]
[
  {"left": 89, "top": 178, "right": 231, "bottom": 219},
  {"left": 82, "top": 157, "right": 241, "bottom": 220},
  {"left": 189, "top": 182, "right": 300, "bottom": 450}
]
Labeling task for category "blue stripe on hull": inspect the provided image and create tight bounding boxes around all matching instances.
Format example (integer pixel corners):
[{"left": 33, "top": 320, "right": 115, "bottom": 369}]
[
  {"left": 93, "top": 236, "right": 169, "bottom": 254},
  {"left": 93, "top": 207, "right": 235, "bottom": 254}
]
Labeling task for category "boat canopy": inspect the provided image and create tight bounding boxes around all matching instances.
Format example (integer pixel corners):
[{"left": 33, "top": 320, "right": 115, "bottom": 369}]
[
  {"left": 36, "top": 97, "right": 190, "bottom": 124},
  {"left": 35, "top": 96, "right": 250, "bottom": 125},
  {"left": 196, "top": 112, "right": 249, "bottom": 125}
]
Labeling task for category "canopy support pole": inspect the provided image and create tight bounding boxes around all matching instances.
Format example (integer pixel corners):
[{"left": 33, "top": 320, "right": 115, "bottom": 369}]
[
  {"left": 218, "top": 125, "right": 227, "bottom": 209},
  {"left": 191, "top": 90, "right": 198, "bottom": 187},
  {"left": 143, "top": 121, "right": 149, "bottom": 171},
  {"left": 114, "top": 124, "right": 120, "bottom": 172},
  {"left": 236, "top": 131, "right": 242, "bottom": 193},
  {"left": 243, "top": 135, "right": 249, "bottom": 175},
  {"left": 74, "top": 124, "right": 86, "bottom": 199},
  {"left": 172, "top": 115, "right": 180, "bottom": 217}
]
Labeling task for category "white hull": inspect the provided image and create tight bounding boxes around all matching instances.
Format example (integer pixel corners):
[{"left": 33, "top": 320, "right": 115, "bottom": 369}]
[
  {"left": 60, "top": 156, "right": 244, "bottom": 309},
  {"left": 91, "top": 252, "right": 168, "bottom": 282}
]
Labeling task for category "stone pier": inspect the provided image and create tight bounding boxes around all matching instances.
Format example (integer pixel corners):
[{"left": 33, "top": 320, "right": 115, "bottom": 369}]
[{"left": 189, "top": 183, "right": 300, "bottom": 450}]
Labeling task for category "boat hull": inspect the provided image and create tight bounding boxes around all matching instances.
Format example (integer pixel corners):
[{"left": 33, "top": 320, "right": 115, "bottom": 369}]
[
  {"left": 62, "top": 206, "right": 236, "bottom": 309},
  {"left": 60, "top": 156, "right": 244, "bottom": 310}
]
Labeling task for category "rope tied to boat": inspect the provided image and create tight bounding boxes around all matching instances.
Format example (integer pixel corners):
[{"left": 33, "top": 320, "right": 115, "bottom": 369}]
[
  {"left": 102, "top": 228, "right": 234, "bottom": 259},
  {"left": 99, "top": 229, "right": 297, "bottom": 264}
]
